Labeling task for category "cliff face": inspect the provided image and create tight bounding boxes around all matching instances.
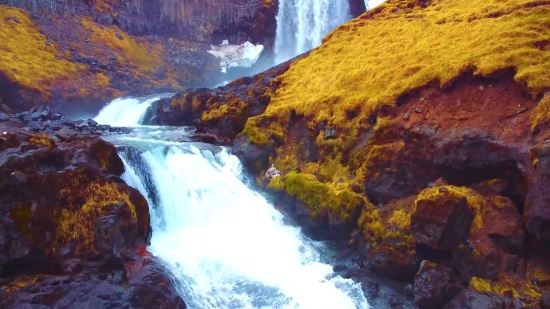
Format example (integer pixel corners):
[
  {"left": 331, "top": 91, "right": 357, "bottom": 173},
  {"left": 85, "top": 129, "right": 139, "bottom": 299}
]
[
  {"left": 0, "top": 0, "right": 279, "bottom": 48},
  {"left": 153, "top": 0, "right": 550, "bottom": 307},
  {"left": 0, "top": 0, "right": 278, "bottom": 114}
]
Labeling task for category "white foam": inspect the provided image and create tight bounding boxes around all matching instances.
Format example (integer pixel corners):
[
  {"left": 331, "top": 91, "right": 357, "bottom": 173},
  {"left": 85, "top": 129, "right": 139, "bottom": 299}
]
[
  {"left": 121, "top": 144, "right": 369, "bottom": 309},
  {"left": 94, "top": 97, "right": 159, "bottom": 127}
]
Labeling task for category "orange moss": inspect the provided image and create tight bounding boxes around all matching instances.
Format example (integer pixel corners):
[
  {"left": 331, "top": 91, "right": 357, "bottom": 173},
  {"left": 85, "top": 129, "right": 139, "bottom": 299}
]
[
  {"left": 201, "top": 96, "right": 248, "bottom": 122},
  {"left": 416, "top": 185, "right": 486, "bottom": 232},
  {"left": 95, "top": 73, "right": 111, "bottom": 88},
  {"left": 92, "top": 0, "right": 118, "bottom": 13},
  {"left": 1, "top": 275, "right": 39, "bottom": 293},
  {"left": 358, "top": 196, "right": 416, "bottom": 250},
  {"left": 54, "top": 171, "right": 136, "bottom": 254},
  {"left": 81, "top": 18, "right": 163, "bottom": 73},
  {"left": 469, "top": 275, "right": 542, "bottom": 305},
  {"left": 276, "top": 171, "right": 366, "bottom": 219},
  {"left": 28, "top": 133, "right": 55, "bottom": 149},
  {"left": 0, "top": 6, "right": 79, "bottom": 100}
]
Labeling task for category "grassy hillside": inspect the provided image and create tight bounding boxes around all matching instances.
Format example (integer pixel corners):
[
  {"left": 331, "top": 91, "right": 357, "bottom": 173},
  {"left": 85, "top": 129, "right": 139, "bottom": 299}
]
[{"left": 244, "top": 0, "right": 550, "bottom": 147}]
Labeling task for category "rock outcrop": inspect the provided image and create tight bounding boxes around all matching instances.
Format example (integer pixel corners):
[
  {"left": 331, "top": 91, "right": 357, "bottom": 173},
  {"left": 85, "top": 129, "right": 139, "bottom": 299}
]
[
  {"left": 152, "top": 0, "right": 550, "bottom": 307},
  {"left": 0, "top": 122, "right": 184, "bottom": 308}
]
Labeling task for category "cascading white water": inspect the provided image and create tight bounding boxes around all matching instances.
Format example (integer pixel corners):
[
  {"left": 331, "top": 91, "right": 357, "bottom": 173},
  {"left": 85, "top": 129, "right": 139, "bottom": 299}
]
[
  {"left": 96, "top": 97, "right": 369, "bottom": 308},
  {"left": 121, "top": 145, "right": 369, "bottom": 309},
  {"left": 274, "top": 0, "right": 351, "bottom": 63},
  {"left": 94, "top": 94, "right": 171, "bottom": 126}
]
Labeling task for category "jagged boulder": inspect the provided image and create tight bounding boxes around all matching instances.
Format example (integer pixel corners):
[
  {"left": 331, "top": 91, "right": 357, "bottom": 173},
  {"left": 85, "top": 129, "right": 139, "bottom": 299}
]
[
  {"left": 453, "top": 195, "right": 525, "bottom": 281},
  {"left": 358, "top": 196, "right": 419, "bottom": 278},
  {"left": 0, "top": 127, "right": 150, "bottom": 268},
  {"left": 413, "top": 261, "right": 455, "bottom": 309},
  {"left": 411, "top": 186, "right": 474, "bottom": 250}
]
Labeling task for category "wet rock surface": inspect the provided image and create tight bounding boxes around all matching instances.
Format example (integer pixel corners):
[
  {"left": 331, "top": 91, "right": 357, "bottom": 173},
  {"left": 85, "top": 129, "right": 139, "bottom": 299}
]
[
  {"left": 0, "top": 121, "right": 184, "bottom": 308},
  {"left": 5, "top": 106, "right": 131, "bottom": 137}
]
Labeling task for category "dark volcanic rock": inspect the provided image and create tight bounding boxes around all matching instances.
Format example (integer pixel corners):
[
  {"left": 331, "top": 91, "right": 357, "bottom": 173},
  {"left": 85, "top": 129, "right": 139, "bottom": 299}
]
[
  {"left": 0, "top": 122, "right": 181, "bottom": 308},
  {"left": 540, "top": 291, "right": 550, "bottom": 309},
  {"left": 1, "top": 255, "right": 186, "bottom": 309},
  {"left": 453, "top": 195, "right": 525, "bottom": 282},
  {"left": 411, "top": 187, "right": 474, "bottom": 250},
  {"left": 358, "top": 195, "right": 420, "bottom": 279},
  {"left": 413, "top": 261, "right": 453, "bottom": 309},
  {"left": 444, "top": 290, "right": 505, "bottom": 309}
]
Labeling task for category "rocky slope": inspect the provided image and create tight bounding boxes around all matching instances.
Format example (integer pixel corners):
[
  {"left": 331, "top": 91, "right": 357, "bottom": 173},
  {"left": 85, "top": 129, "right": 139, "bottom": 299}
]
[
  {"left": 0, "top": 0, "right": 279, "bottom": 115},
  {"left": 0, "top": 120, "right": 185, "bottom": 308},
  {"left": 147, "top": 0, "right": 550, "bottom": 307}
]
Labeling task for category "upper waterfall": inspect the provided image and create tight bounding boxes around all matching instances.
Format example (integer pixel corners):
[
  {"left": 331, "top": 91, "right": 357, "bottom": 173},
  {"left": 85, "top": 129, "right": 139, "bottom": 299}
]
[{"left": 274, "top": 0, "right": 352, "bottom": 64}]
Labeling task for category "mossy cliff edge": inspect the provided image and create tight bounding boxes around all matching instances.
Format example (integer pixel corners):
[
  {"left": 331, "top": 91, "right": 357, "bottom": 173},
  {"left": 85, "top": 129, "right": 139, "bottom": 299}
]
[{"left": 158, "top": 0, "right": 550, "bottom": 307}]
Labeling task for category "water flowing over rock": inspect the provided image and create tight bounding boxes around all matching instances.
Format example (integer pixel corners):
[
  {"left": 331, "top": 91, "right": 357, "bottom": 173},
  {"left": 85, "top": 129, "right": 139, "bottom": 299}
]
[{"left": 274, "top": 0, "right": 352, "bottom": 63}]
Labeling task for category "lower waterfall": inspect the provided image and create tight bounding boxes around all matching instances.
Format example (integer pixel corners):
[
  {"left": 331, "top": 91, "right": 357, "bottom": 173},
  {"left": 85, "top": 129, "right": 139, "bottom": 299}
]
[{"left": 97, "top": 97, "right": 369, "bottom": 308}]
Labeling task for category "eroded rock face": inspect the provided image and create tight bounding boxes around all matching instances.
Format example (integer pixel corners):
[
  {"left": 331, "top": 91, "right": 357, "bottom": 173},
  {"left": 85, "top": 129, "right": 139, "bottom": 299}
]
[{"left": 0, "top": 122, "right": 183, "bottom": 308}]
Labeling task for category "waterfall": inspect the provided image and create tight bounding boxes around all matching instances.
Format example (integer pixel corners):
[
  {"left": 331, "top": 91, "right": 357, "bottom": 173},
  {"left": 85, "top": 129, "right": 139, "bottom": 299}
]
[
  {"left": 274, "top": 0, "right": 352, "bottom": 64},
  {"left": 96, "top": 97, "right": 369, "bottom": 308},
  {"left": 94, "top": 94, "right": 172, "bottom": 127}
]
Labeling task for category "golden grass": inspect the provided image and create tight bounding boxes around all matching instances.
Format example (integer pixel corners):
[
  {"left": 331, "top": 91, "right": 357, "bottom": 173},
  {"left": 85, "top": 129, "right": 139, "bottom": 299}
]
[
  {"left": 530, "top": 92, "right": 550, "bottom": 132},
  {"left": 242, "top": 0, "right": 550, "bottom": 147},
  {"left": 0, "top": 6, "right": 79, "bottom": 100},
  {"left": 81, "top": 17, "right": 163, "bottom": 73}
]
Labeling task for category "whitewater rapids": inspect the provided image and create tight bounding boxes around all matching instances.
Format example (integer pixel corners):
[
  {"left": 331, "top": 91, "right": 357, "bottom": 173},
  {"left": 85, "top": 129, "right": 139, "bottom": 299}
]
[{"left": 96, "top": 97, "right": 369, "bottom": 308}]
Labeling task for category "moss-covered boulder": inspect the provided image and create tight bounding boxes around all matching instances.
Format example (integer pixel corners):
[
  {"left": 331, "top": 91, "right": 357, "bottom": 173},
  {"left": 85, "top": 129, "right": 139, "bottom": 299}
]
[
  {"left": 412, "top": 186, "right": 475, "bottom": 250},
  {"left": 357, "top": 195, "right": 418, "bottom": 278}
]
